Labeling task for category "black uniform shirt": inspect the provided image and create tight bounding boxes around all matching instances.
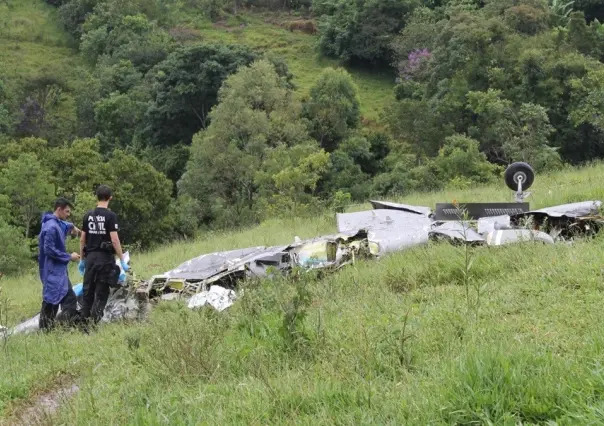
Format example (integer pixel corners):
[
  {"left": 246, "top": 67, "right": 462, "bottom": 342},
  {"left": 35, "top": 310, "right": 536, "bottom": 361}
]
[{"left": 82, "top": 207, "right": 119, "bottom": 254}]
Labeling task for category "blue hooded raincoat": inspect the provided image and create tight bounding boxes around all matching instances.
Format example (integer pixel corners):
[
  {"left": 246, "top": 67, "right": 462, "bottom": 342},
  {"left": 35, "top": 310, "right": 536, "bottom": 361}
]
[{"left": 39, "top": 213, "right": 72, "bottom": 305}]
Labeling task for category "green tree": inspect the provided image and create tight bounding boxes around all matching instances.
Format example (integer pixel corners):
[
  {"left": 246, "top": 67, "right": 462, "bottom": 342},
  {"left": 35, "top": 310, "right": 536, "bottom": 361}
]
[
  {"left": 567, "top": 11, "right": 604, "bottom": 61},
  {"left": 302, "top": 68, "right": 360, "bottom": 152},
  {"left": 318, "top": 131, "right": 389, "bottom": 201},
  {"left": 467, "top": 89, "right": 561, "bottom": 169},
  {"left": 549, "top": 0, "right": 575, "bottom": 27},
  {"left": 102, "top": 149, "right": 174, "bottom": 248},
  {"left": 96, "top": 59, "right": 144, "bottom": 96},
  {"left": 0, "top": 137, "right": 48, "bottom": 164},
  {"left": 15, "top": 75, "right": 77, "bottom": 145},
  {"left": 0, "top": 79, "right": 12, "bottom": 135},
  {"left": 256, "top": 142, "right": 330, "bottom": 218},
  {"left": 94, "top": 91, "right": 147, "bottom": 151},
  {"left": 59, "top": 0, "right": 99, "bottom": 39},
  {"left": 0, "top": 223, "right": 34, "bottom": 275},
  {"left": 433, "top": 134, "right": 500, "bottom": 184},
  {"left": 143, "top": 43, "right": 258, "bottom": 149},
  {"left": 317, "top": 0, "right": 420, "bottom": 64},
  {"left": 502, "top": 103, "right": 561, "bottom": 170},
  {"left": 81, "top": 12, "right": 171, "bottom": 71},
  {"left": 45, "top": 138, "right": 105, "bottom": 197},
  {"left": 179, "top": 59, "right": 314, "bottom": 227},
  {"left": 569, "top": 68, "right": 604, "bottom": 131},
  {"left": 0, "top": 153, "right": 55, "bottom": 238},
  {"left": 504, "top": 3, "right": 549, "bottom": 35},
  {"left": 372, "top": 145, "right": 442, "bottom": 195}
]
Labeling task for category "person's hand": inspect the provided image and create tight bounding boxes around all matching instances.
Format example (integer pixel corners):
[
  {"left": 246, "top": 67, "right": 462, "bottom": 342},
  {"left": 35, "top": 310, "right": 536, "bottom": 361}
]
[
  {"left": 78, "top": 260, "right": 86, "bottom": 276},
  {"left": 120, "top": 260, "right": 130, "bottom": 272},
  {"left": 70, "top": 252, "right": 80, "bottom": 262}
]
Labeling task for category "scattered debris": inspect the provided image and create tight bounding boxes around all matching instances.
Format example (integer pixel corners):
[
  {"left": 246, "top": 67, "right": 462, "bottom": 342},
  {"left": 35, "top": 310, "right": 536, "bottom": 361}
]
[
  {"left": 188, "top": 285, "right": 237, "bottom": 311},
  {"left": 6, "top": 163, "right": 604, "bottom": 334}
]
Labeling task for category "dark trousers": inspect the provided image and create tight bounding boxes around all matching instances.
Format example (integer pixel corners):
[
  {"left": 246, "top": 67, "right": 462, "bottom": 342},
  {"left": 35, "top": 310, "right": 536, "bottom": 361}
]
[
  {"left": 39, "top": 281, "right": 81, "bottom": 331},
  {"left": 80, "top": 252, "right": 120, "bottom": 324}
]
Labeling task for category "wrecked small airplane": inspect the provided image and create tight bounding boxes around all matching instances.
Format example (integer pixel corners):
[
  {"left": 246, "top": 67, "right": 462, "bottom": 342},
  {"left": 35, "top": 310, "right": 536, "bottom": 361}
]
[{"left": 6, "top": 162, "right": 604, "bottom": 335}]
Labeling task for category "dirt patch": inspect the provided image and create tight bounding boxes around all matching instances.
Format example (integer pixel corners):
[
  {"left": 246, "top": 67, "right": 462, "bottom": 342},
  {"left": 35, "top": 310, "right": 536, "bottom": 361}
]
[
  {"left": 283, "top": 19, "right": 317, "bottom": 35},
  {"left": 3, "top": 377, "right": 80, "bottom": 426}
]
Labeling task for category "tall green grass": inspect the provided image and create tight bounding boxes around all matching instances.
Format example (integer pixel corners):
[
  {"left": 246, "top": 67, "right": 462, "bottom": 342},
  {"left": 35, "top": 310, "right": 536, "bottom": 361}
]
[
  {"left": 0, "top": 0, "right": 79, "bottom": 87},
  {"left": 3, "top": 163, "right": 604, "bottom": 423}
]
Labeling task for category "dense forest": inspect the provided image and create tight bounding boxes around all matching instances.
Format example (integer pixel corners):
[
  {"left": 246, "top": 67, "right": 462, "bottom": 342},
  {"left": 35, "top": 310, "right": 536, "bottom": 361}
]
[{"left": 0, "top": 0, "right": 603, "bottom": 273}]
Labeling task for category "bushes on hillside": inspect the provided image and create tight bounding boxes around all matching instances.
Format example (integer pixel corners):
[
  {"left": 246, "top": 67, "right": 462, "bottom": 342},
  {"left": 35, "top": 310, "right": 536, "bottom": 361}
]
[
  {"left": 315, "top": 0, "right": 418, "bottom": 65},
  {"left": 387, "top": 5, "right": 604, "bottom": 167}
]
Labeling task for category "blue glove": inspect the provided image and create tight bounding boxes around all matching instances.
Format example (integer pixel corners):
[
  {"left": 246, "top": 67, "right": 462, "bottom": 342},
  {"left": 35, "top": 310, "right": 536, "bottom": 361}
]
[
  {"left": 118, "top": 272, "right": 126, "bottom": 284},
  {"left": 78, "top": 260, "right": 86, "bottom": 276},
  {"left": 121, "top": 260, "right": 130, "bottom": 272}
]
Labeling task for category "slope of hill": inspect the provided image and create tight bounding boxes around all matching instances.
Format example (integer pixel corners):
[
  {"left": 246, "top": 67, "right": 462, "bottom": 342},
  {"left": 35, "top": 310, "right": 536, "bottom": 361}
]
[
  {"left": 0, "top": 0, "right": 79, "bottom": 87},
  {"left": 169, "top": 10, "right": 395, "bottom": 120},
  {"left": 2, "top": 163, "right": 604, "bottom": 423},
  {"left": 0, "top": 0, "right": 393, "bottom": 123}
]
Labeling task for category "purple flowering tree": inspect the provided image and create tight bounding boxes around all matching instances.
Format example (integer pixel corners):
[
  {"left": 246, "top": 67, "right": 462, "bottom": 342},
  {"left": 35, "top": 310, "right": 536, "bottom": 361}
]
[{"left": 398, "top": 48, "right": 432, "bottom": 81}]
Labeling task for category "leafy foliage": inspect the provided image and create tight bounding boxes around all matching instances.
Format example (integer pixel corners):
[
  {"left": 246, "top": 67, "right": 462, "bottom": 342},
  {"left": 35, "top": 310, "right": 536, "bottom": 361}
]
[
  {"left": 101, "top": 149, "right": 174, "bottom": 247},
  {"left": 302, "top": 67, "right": 361, "bottom": 152},
  {"left": 180, "top": 59, "right": 329, "bottom": 226},
  {"left": 387, "top": 1, "right": 604, "bottom": 167},
  {"left": 316, "top": 0, "right": 419, "bottom": 64},
  {"left": 142, "top": 43, "right": 258, "bottom": 148},
  {"left": 0, "top": 223, "right": 35, "bottom": 275},
  {"left": 0, "top": 153, "right": 55, "bottom": 238}
]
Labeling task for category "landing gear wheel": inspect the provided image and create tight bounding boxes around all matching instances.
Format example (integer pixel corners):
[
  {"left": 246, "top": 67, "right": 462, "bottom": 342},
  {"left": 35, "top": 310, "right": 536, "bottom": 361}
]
[{"left": 504, "top": 162, "right": 535, "bottom": 191}]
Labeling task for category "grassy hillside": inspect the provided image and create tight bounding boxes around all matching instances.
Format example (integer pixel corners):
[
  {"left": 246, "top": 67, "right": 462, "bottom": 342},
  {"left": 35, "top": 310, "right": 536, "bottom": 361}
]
[
  {"left": 0, "top": 0, "right": 79, "bottom": 86},
  {"left": 0, "top": 1, "right": 394, "bottom": 122},
  {"left": 3, "top": 163, "right": 604, "bottom": 423}
]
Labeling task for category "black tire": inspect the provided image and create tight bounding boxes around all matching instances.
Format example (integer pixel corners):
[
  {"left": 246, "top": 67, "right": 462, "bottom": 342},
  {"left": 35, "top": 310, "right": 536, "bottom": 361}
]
[{"left": 504, "top": 162, "right": 535, "bottom": 191}]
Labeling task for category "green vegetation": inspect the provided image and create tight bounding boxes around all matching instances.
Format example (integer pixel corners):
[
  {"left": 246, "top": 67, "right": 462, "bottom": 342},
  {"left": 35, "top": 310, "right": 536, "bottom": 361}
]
[
  {"left": 1, "top": 0, "right": 604, "bottom": 421},
  {"left": 3, "top": 163, "right": 604, "bottom": 423},
  {"left": 174, "top": 11, "right": 395, "bottom": 118}
]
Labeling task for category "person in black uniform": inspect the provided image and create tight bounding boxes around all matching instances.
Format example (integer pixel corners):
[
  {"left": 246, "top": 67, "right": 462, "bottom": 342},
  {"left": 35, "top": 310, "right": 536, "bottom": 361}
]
[{"left": 78, "top": 185, "right": 129, "bottom": 324}]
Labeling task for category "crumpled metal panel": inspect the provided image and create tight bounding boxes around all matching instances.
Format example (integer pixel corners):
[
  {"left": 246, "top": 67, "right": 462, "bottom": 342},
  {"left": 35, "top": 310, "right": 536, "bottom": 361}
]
[
  {"left": 516, "top": 201, "right": 602, "bottom": 218},
  {"left": 7, "top": 314, "right": 39, "bottom": 336},
  {"left": 368, "top": 200, "right": 432, "bottom": 216},
  {"left": 163, "top": 246, "right": 288, "bottom": 280},
  {"left": 336, "top": 209, "right": 432, "bottom": 255},
  {"left": 485, "top": 229, "right": 554, "bottom": 245},
  {"left": 429, "top": 221, "right": 485, "bottom": 242}
]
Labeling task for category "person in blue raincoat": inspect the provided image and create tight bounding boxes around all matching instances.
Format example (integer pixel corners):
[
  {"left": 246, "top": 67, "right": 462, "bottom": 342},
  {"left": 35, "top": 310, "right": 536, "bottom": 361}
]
[{"left": 38, "top": 198, "right": 82, "bottom": 331}]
